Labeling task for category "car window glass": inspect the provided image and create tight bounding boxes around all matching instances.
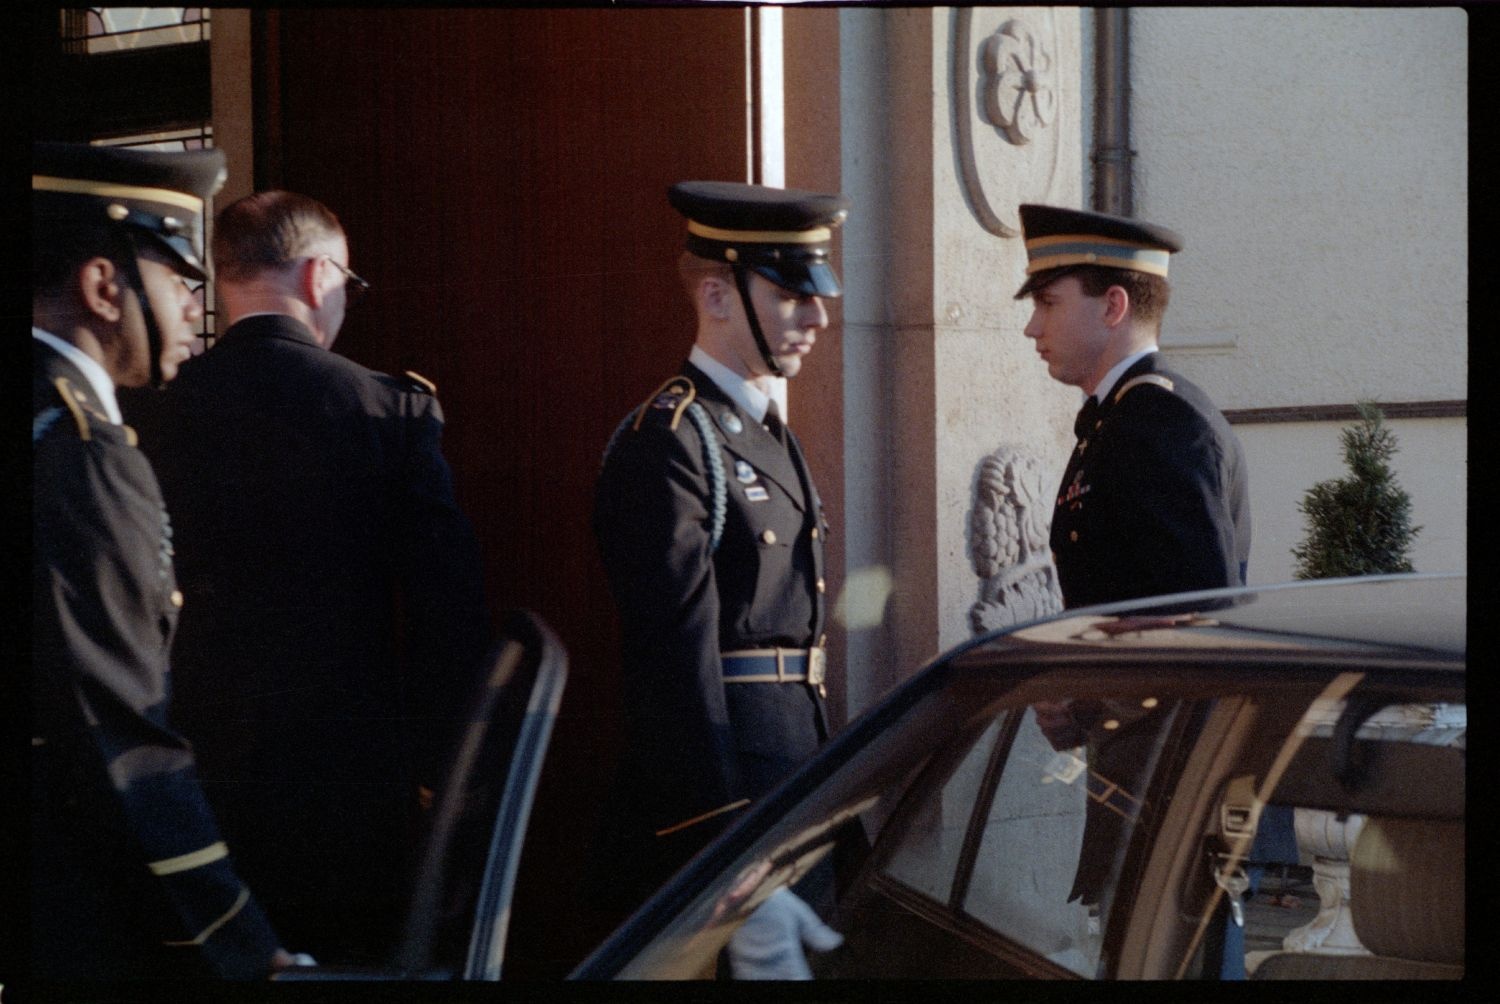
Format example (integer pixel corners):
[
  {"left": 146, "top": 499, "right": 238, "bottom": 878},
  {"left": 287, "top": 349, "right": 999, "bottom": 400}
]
[
  {"left": 865, "top": 695, "right": 1184, "bottom": 979},
  {"left": 1223, "top": 698, "right": 1466, "bottom": 981},
  {"left": 880, "top": 714, "right": 1009, "bottom": 904},
  {"left": 961, "top": 709, "right": 1098, "bottom": 975}
]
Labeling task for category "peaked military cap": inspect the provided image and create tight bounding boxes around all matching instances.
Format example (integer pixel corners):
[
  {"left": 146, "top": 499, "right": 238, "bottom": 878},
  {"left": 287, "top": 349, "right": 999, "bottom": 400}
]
[
  {"left": 669, "top": 180, "right": 850, "bottom": 297},
  {"left": 33, "top": 141, "right": 228, "bottom": 281},
  {"left": 1014, "top": 203, "right": 1183, "bottom": 299}
]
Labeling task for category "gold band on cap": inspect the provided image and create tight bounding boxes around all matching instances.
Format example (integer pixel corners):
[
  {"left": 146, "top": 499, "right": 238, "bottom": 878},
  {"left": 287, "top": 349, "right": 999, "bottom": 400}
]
[
  {"left": 1025, "top": 233, "right": 1153, "bottom": 252},
  {"left": 688, "top": 219, "right": 831, "bottom": 245},
  {"left": 1025, "top": 252, "right": 1170, "bottom": 277},
  {"left": 32, "top": 175, "right": 205, "bottom": 214},
  {"left": 1024, "top": 232, "right": 1171, "bottom": 278}
]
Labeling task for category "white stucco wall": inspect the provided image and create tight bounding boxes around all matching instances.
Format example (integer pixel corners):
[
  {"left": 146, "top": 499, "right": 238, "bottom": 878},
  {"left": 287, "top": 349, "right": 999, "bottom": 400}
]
[
  {"left": 1118, "top": 8, "right": 1467, "bottom": 577},
  {"left": 1239, "top": 417, "right": 1466, "bottom": 585},
  {"left": 1130, "top": 7, "right": 1467, "bottom": 404}
]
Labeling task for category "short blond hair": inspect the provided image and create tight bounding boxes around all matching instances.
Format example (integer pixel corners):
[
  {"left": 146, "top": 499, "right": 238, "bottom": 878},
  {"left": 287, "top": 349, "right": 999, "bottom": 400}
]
[{"left": 676, "top": 251, "right": 733, "bottom": 300}]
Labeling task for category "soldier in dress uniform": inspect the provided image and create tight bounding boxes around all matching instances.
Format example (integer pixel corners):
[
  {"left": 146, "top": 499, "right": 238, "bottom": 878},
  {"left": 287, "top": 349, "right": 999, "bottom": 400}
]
[
  {"left": 1016, "top": 203, "right": 1251, "bottom": 912},
  {"left": 1016, "top": 203, "right": 1251, "bottom": 609},
  {"left": 31, "top": 141, "right": 306, "bottom": 978},
  {"left": 591, "top": 181, "right": 849, "bottom": 977},
  {"left": 121, "top": 191, "right": 492, "bottom": 965}
]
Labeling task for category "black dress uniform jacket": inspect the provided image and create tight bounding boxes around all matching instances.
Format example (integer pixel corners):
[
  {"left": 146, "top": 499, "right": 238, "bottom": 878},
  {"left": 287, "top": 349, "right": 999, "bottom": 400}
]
[
  {"left": 1048, "top": 352, "right": 1250, "bottom": 906},
  {"left": 33, "top": 342, "right": 281, "bottom": 979},
  {"left": 122, "top": 314, "right": 490, "bottom": 964},
  {"left": 592, "top": 361, "right": 830, "bottom": 910},
  {"left": 1051, "top": 352, "right": 1250, "bottom": 610}
]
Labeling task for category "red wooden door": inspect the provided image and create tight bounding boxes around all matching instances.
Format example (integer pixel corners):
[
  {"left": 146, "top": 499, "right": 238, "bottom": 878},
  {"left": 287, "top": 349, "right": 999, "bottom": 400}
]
[{"left": 262, "top": 8, "right": 750, "bottom": 974}]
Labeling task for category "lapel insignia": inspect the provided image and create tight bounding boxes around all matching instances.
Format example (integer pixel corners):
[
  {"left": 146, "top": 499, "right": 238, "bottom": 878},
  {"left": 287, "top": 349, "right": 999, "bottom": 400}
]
[
  {"left": 736, "top": 460, "right": 771, "bottom": 501},
  {"left": 719, "top": 410, "right": 743, "bottom": 435}
]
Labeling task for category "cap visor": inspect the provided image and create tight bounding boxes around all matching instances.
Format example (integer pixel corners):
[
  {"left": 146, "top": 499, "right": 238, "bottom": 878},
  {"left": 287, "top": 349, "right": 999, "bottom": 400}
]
[
  {"left": 753, "top": 260, "right": 843, "bottom": 298},
  {"left": 147, "top": 232, "right": 208, "bottom": 282},
  {"left": 1013, "top": 264, "right": 1083, "bottom": 300}
]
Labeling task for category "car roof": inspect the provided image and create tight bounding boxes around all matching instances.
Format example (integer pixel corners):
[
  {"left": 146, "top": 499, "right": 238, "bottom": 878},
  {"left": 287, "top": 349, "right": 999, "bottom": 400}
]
[{"left": 952, "top": 573, "right": 1466, "bottom": 674}]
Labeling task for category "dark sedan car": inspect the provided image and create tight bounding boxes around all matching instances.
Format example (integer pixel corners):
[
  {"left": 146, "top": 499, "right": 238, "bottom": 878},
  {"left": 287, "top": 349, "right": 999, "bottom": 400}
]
[
  {"left": 278, "top": 574, "right": 1463, "bottom": 984},
  {"left": 573, "top": 572, "right": 1464, "bottom": 981}
]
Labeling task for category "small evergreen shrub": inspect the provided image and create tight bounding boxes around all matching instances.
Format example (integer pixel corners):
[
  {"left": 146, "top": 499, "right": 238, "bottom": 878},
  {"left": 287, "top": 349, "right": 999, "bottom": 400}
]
[{"left": 1291, "top": 402, "right": 1421, "bottom": 579}]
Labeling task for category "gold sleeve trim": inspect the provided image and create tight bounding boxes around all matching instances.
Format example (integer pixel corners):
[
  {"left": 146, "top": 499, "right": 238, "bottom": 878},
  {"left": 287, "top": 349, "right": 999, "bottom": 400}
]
[
  {"left": 162, "top": 886, "right": 250, "bottom": 947},
  {"left": 655, "top": 798, "right": 751, "bottom": 838},
  {"left": 148, "top": 840, "right": 229, "bottom": 876}
]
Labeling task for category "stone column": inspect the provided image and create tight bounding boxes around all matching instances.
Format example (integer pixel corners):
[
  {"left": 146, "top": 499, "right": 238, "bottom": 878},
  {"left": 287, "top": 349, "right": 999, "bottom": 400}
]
[{"left": 838, "top": 7, "right": 1084, "bottom": 716}]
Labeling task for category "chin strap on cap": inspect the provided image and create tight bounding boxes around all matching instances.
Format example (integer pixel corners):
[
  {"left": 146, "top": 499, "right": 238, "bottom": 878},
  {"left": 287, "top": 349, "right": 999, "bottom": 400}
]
[
  {"left": 109, "top": 226, "right": 170, "bottom": 390},
  {"left": 731, "top": 264, "right": 782, "bottom": 378}
]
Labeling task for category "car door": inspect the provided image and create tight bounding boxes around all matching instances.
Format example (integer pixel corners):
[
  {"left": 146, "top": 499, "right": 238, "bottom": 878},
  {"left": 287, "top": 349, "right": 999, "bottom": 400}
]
[{"left": 276, "top": 609, "right": 568, "bottom": 981}]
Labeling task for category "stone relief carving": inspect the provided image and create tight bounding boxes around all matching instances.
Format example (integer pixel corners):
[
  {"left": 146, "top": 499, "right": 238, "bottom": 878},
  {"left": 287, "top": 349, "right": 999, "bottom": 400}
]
[
  {"left": 982, "top": 19, "right": 1057, "bottom": 146},
  {"left": 952, "top": 9, "right": 1065, "bottom": 238},
  {"left": 970, "top": 444, "right": 1063, "bottom": 634}
]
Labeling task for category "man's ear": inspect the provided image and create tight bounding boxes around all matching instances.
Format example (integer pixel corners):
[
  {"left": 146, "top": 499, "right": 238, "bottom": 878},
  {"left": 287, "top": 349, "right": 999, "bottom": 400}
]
[
  {"left": 301, "top": 255, "right": 330, "bottom": 309},
  {"left": 1103, "top": 284, "right": 1131, "bottom": 327},
  {"left": 77, "top": 256, "right": 124, "bottom": 323},
  {"left": 699, "top": 274, "right": 736, "bottom": 321}
]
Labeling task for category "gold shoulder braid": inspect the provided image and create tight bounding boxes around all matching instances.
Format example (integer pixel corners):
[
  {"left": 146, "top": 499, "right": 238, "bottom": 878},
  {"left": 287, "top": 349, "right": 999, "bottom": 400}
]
[
  {"left": 632, "top": 376, "right": 698, "bottom": 432},
  {"left": 53, "top": 377, "right": 93, "bottom": 441},
  {"left": 1112, "top": 373, "right": 1175, "bottom": 403}
]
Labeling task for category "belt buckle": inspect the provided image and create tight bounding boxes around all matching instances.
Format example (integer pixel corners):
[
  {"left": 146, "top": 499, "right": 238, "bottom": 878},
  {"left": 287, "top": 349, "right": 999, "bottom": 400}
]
[{"left": 807, "top": 647, "right": 826, "bottom": 688}]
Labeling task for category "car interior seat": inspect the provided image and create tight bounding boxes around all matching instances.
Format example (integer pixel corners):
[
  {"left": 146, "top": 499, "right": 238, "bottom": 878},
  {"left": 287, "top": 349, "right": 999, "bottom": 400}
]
[{"left": 1250, "top": 815, "right": 1463, "bottom": 979}]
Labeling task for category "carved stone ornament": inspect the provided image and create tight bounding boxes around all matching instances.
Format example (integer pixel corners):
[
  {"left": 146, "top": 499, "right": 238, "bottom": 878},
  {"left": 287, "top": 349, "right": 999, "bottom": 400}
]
[
  {"left": 970, "top": 444, "right": 1063, "bottom": 634},
  {"left": 952, "top": 9, "right": 1065, "bottom": 238},
  {"left": 982, "top": 19, "right": 1058, "bottom": 146}
]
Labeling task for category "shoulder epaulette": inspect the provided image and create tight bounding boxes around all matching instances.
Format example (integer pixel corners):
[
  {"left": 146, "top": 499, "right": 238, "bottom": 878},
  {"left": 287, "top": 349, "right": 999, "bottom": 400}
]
[
  {"left": 52, "top": 376, "right": 94, "bottom": 442},
  {"left": 600, "top": 375, "right": 726, "bottom": 552},
  {"left": 404, "top": 370, "right": 437, "bottom": 394},
  {"left": 1113, "top": 373, "right": 1175, "bottom": 404},
  {"left": 632, "top": 376, "right": 697, "bottom": 432}
]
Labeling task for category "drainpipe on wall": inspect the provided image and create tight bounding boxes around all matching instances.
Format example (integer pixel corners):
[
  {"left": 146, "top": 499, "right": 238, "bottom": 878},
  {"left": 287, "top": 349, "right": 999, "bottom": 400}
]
[{"left": 1093, "top": 7, "right": 1133, "bottom": 216}]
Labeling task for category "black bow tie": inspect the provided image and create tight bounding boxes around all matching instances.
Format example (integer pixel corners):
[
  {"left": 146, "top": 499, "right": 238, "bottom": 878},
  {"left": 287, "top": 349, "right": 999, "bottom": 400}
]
[{"left": 1074, "top": 396, "right": 1100, "bottom": 440}]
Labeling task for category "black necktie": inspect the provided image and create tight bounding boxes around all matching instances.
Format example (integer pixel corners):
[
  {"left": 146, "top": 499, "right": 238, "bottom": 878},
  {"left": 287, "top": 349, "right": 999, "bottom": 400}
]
[
  {"left": 764, "top": 399, "right": 788, "bottom": 448},
  {"left": 1074, "top": 396, "right": 1100, "bottom": 439}
]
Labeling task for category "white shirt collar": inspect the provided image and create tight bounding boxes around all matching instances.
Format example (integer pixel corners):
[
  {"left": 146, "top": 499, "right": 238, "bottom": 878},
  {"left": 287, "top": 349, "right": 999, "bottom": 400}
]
[
  {"left": 1092, "top": 346, "right": 1158, "bottom": 405},
  {"left": 33, "top": 327, "right": 122, "bottom": 424},
  {"left": 689, "top": 345, "right": 785, "bottom": 424}
]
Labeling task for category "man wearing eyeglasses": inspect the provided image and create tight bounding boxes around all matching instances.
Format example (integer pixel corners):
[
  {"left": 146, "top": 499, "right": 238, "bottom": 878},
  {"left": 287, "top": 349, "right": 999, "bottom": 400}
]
[{"left": 122, "top": 191, "right": 492, "bottom": 966}]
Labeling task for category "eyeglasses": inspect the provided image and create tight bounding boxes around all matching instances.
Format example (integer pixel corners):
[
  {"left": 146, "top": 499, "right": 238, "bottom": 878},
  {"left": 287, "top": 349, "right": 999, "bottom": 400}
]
[{"left": 323, "top": 256, "right": 371, "bottom": 307}]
